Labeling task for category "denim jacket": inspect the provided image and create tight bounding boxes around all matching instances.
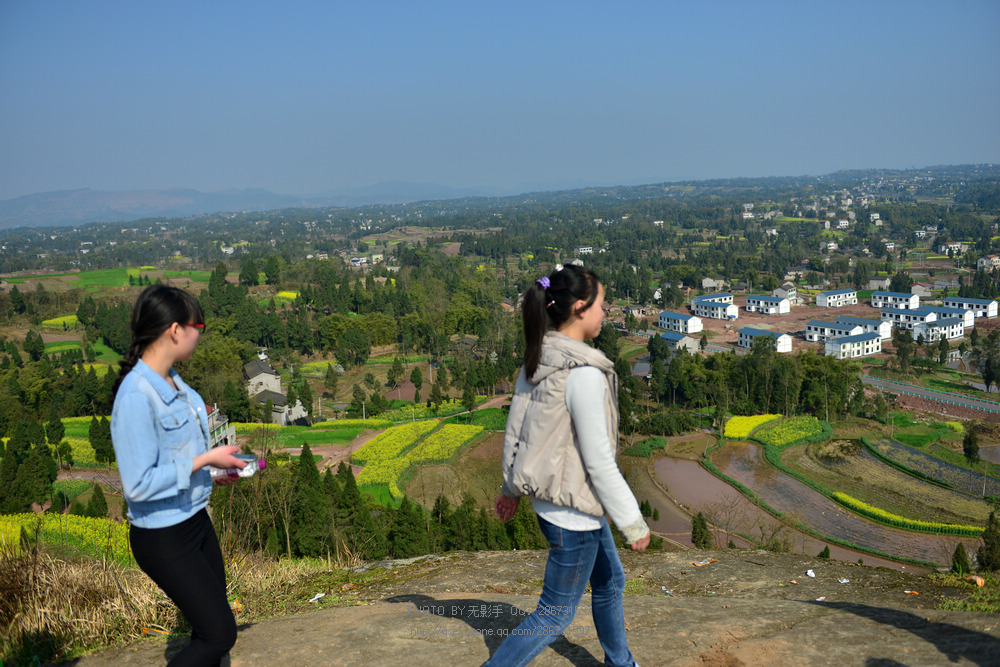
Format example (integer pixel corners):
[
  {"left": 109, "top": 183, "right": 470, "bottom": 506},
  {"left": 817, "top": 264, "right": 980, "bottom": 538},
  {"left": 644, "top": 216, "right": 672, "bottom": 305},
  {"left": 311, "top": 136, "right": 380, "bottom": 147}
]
[{"left": 111, "top": 359, "right": 212, "bottom": 529}]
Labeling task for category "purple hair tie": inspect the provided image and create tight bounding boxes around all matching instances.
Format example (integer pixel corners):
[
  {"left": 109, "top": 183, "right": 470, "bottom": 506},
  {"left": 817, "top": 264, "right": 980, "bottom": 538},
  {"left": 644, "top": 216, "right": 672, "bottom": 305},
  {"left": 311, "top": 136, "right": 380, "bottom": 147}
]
[{"left": 536, "top": 277, "right": 551, "bottom": 289}]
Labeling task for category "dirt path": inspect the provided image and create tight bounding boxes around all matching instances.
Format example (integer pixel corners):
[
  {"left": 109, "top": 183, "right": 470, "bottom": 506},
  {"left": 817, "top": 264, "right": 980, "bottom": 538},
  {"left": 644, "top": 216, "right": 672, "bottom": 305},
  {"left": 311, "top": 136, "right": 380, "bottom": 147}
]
[{"left": 67, "top": 550, "right": 1000, "bottom": 666}]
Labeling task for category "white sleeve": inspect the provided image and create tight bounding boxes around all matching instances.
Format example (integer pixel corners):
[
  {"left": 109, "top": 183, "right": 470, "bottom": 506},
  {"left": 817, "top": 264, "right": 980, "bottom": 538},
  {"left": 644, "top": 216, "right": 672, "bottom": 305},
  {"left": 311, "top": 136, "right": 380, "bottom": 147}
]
[{"left": 566, "top": 366, "right": 649, "bottom": 544}]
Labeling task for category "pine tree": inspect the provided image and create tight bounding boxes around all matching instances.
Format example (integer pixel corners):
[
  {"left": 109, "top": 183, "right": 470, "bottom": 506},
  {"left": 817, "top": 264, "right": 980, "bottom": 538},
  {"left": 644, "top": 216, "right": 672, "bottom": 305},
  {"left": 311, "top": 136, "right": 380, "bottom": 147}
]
[
  {"left": 978, "top": 511, "right": 1000, "bottom": 572},
  {"left": 691, "top": 512, "right": 712, "bottom": 549},
  {"left": 0, "top": 421, "right": 32, "bottom": 512},
  {"left": 390, "top": 496, "right": 428, "bottom": 558},
  {"left": 818, "top": 546, "right": 831, "bottom": 559},
  {"left": 289, "top": 442, "right": 331, "bottom": 557},
  {"left": 86, "top": 482, "right": 108, "bottom": 518},
  {"left": 12, "top": 444, "right": 54, "bottom": 510}
]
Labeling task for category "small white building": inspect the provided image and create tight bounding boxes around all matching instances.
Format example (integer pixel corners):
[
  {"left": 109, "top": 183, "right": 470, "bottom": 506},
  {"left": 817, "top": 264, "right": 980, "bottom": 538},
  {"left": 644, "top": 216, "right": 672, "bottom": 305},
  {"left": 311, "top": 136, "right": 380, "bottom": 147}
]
[
  {"left": 576, "top": 246, "right": 594, "bottom": 255},
  {"left": 805, "top": 320, "right": 864, "bottom": 342},
  {"left": 658, "top": 311, "right": 703, "bottom": 334},
  {"left": 880, "top": 307, "right": 937, "bottom": 330},
  {"left": 824, "top": 332, "right": 882, "bottom": 359},
  {"left": 913, "top": 317, "right": 965, "bottom": 343},
  {"left": 921, "top": 306, "right": 974, "bottom": 329},
  {"left": 871, "top": 291, "right": 920, "bottom": 310},
  {"left": 744, "top": 295, "right": 790, "bottom": 315},
  {"left": 833, "top": 315, "right": 893, "bottom": 340},
  {"left": 692, "top": 298, "right": 739, "bottom": 320},
  {"left": 737, "top": 327, "right": 793, "bottom": 353},
  {"left": 816, "top": 288, "right": 858, "bottom": 308},
  {"left": 938, "top": 242, "right": 969, "bottom": 255},
  {"left": 943, "top": 296, "right": 999, "bottom": 319},
  {"left": 660, "top": 331, "right": 700, "bottom": 354}
]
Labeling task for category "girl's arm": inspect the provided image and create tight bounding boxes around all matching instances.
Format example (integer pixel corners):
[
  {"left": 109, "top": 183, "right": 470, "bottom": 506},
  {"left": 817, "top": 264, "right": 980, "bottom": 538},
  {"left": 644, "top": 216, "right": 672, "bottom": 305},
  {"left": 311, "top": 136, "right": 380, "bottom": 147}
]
[{"left": 566, "top": 366, "right": 650, "bottom": 545}]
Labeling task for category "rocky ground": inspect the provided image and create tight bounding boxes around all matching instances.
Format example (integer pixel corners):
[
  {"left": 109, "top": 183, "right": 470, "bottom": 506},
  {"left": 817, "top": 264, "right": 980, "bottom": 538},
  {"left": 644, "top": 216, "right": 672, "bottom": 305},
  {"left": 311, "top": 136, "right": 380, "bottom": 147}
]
[{"left": 63, "top": 549, "right": 998, "bottom": 666}]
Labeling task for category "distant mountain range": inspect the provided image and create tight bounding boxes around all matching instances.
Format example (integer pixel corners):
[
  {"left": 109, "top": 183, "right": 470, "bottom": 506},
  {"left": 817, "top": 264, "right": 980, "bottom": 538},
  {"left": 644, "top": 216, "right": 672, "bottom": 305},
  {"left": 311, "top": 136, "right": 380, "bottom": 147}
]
[{"left": 0, "top": 182, "right": 514, "bottom": 229}]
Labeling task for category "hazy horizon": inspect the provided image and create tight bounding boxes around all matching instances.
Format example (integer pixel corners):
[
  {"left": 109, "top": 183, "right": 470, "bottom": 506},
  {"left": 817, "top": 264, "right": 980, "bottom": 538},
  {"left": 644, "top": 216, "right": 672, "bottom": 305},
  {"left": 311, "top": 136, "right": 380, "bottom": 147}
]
[{"left": 1, "top": 1, "right": 998, "bottom": 201}]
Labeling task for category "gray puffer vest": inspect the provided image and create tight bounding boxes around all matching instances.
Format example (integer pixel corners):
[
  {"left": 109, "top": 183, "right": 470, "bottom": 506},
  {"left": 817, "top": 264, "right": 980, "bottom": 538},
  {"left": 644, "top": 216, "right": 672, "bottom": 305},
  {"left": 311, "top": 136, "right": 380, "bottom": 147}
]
[{"left": 501, "top": 331, "right": 619, "bottom": 517}]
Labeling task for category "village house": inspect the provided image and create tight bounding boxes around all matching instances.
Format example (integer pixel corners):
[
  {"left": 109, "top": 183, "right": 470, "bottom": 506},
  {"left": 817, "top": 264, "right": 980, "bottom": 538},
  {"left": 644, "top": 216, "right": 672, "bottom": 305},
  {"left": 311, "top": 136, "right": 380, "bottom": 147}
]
[
  {"left": 576, "top": 246, "right": 594, "bottom": 255},
  {"left": 913, "top": 317, "right": 966, "bottom": 343},
  {"left": 691, "top": 293, "right": 739, "bottom": 320},
  {"left": 773, "top": 282, "right": 797, "bottom": 302},
  {"left": 977, "top": 255, "right": 1000, "bottom": 270},
  {"left": 922, "top": 305, "right": 974, "bottom": 329},
  {"left": 938, "top": 242, "right": 970, "bottom": 255},
  {"left": 805, "top": 320, "right": 863, "bottom": 342},
  {"left": 833, "top": 315, "right": 893, "bottom": 340},
  {"left": 880, "top": 307, "right": 938, "bottom": 331},
  {"left": 915, "top": 229, "right": 927, "bottom": 239},
  {"left": 871, "top": 291, "right": 920, "bottom": 310},
  {"left": 737, "top": 328, "right": 792, "bottom": 353},
  {"left": 824, "top": 332, "right": 882, "bottom": 359},
  {"left": 910, "top": 283, "right": 934, "bottom": 299},
  {"left": 816, "top": 288, "right": 858, "bottom": 308},
  {"left": 206, "top": 404, "right": 236, "bottom": 448},
  {"left": 866, "top": 278, "right": 891, "bottom": 291},
  {"left": 658, "top": 311, "right": 703, "bottom": 334},
  {"left": 943, "top": 296, "right": 999, "bottom": 319},
  {"left": 701, "top": 277, "right": 728, "bottom": 291},
  {"left": 744, "top": 295, "right": 790, "bottom": 315},
  {"left": 243, "top": 360, "right": 309, "bottom": 425},
  {"left": 659, "top": 331, "right": 701, "bottom": 355}
]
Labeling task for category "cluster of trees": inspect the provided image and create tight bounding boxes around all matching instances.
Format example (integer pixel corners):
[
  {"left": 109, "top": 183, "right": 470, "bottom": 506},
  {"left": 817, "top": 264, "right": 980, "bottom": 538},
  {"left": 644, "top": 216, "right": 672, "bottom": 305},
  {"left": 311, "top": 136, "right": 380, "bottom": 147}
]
[{"left": 211, "top": 442, "right": 549, "bottom": 561}]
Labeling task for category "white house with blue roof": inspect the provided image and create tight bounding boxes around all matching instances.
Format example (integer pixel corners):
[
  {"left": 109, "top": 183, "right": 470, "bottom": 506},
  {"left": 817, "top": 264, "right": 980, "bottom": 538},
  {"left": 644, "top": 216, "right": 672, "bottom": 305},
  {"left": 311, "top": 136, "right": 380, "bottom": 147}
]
[
  {"left": 744, "top": 295, "right": 790, "bottom": 315},
  {"left": 913, "top": 317, "right": 965, "bottom": 342},
  {"left": 921, "top": 306, "right": 974, "bottom": 329},
  {"left": 816, "top": 288, "right": 858, "bottom": 307},
  {"left": 659, "top": 331, "right": 700, "bottom": 354},
  {"left": 805, "top": 320, "right": 863, "bottom": 342},
  {"left": 833, "top": 315, "right": 892, "bottom": 340},
  {"left": 824, "top": 332, "right": 882, "bottom": 359},
  {"left": 658, "top": 310, "right": 703, "bottom": 334},
  {"left": 737, "top": 327, "right": 792, "bottom": 352},
  {"left": 691, "top": 292, "right": 738, "bottom": 320},
  {"left": 943, "top": 296, "right": 999, "bottom": 319},
  {"left": 880, "top": 307, "right": 937, "bottom": 330},
  {"left": 871, "top": 291, "right": 920, "bottom": 310}
]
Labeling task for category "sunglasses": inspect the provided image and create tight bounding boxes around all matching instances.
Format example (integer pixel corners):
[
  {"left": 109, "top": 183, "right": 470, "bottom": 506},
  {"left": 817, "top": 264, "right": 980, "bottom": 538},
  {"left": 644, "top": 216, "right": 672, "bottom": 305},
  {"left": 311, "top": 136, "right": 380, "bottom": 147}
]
[{"left": 183, "top": 323, "right": 207, "bottom": 333}]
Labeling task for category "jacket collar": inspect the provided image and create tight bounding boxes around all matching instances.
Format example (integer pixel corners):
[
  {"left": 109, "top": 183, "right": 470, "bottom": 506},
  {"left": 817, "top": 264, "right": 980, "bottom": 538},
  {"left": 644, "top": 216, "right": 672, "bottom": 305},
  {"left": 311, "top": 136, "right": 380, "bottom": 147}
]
[{"left": 134, "top": 358, "right": 184, "bottom": 403}]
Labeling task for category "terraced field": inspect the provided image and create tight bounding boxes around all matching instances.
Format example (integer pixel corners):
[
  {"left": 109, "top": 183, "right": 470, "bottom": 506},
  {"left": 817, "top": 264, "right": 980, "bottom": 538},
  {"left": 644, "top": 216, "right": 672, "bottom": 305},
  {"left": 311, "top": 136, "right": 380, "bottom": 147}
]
[
  {"left": 870, "top": 438, "right": 1000, "bottom": 497},
  {"left": 782, "top": 443, "right": 991, "bottom": 525},
  {"left": 711, "top": 442, "right": 970, "bottom": 564}
]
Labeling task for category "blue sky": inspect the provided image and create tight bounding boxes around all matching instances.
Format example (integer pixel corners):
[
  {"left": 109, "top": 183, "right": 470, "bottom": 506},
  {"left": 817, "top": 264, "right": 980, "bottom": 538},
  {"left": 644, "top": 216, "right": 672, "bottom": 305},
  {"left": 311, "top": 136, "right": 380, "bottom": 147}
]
[{"left": 1, "top": 1, "right": 998, "bottom": 200}]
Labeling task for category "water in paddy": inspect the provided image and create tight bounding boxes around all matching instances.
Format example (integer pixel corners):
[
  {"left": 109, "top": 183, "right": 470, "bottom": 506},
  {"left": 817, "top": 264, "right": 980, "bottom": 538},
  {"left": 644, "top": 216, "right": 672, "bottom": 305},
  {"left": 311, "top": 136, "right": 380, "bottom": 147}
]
[{"left": 703, "top": 442, "right": 973, "bottom": 565}]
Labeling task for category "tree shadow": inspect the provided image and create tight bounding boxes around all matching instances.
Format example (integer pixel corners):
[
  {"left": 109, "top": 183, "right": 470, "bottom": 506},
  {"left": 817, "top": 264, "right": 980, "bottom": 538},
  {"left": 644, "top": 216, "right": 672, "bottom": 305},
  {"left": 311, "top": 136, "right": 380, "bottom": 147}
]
[
  {"left": 386, "top": 593, "right": 602, "bottom": 666},
  {"left": 806, "top": 600, "right": 1000, "bottom": 666}
]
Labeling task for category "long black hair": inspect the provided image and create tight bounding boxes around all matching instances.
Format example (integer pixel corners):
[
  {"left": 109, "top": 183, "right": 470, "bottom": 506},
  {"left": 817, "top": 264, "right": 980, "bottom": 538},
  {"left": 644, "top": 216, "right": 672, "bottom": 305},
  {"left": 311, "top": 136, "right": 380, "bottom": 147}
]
[
  {"left": 111, "top": 284, "right": 205, "bottom": 401},
  {"left": 522, "top": 264, "right": 601, "bottom": 379}
]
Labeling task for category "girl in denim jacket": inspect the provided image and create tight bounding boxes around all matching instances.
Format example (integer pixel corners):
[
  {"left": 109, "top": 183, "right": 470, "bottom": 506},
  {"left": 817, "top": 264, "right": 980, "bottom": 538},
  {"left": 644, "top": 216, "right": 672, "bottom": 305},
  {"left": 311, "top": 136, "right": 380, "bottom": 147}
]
[{"left": 111, "top": 285, "right": 246, "bottom": 666}]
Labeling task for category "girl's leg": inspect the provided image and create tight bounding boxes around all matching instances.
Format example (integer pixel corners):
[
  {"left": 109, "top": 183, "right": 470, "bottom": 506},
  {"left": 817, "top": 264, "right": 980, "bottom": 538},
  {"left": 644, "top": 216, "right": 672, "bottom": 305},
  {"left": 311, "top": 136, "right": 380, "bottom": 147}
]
[
  {"left": 130, "top": 510, "right": 237, "bottom": 666},
  {"left": 484, "top": 518, "right": 601, "bottom": 667},
  {"left": 589, "top": 520, "right": 634, "bottom": 667}
]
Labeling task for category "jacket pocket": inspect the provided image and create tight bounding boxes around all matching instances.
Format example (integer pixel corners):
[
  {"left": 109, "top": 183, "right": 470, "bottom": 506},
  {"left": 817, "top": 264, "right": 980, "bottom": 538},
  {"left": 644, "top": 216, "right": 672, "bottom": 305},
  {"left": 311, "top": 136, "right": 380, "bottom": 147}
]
[{"left": 159, "top": 410, "right": 191, "bottom": 450}]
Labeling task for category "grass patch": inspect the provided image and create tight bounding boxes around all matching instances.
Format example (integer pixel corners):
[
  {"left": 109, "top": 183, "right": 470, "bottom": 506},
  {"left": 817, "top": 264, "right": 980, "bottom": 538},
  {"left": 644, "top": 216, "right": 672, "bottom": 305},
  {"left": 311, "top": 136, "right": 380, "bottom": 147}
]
[
  {"left": 44, "top": 340, "right": 82, "bottom": 354},
  {"left": 934, "top": 573, "right": 1000, "bottom": 613},
  {"left": 444, "top": 408, "right": 507, "bottom": 430},
  {"left": 622, "top": 436, "right": 669, "bottom": 458}
]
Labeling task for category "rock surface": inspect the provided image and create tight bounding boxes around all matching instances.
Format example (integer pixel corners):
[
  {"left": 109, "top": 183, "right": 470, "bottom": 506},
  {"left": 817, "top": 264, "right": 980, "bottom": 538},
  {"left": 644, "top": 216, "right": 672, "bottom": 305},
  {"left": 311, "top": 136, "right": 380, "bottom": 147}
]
[{"left": 64, "top": 550, "right": 1000, "bottom": 666}]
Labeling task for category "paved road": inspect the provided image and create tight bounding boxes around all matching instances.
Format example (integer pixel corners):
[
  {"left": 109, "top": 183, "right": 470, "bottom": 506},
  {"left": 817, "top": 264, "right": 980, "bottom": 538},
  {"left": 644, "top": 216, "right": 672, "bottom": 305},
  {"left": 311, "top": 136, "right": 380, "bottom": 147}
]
[{"left": 860, "top": 375, "right": 1000, "bottom": 414}]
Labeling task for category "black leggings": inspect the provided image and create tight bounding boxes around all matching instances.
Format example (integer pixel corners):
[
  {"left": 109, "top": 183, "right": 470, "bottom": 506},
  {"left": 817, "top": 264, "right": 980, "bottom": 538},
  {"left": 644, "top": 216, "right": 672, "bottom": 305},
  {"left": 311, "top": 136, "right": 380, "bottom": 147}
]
[{"left": 130, "top": 509, "right": 237, "bottom": 666}]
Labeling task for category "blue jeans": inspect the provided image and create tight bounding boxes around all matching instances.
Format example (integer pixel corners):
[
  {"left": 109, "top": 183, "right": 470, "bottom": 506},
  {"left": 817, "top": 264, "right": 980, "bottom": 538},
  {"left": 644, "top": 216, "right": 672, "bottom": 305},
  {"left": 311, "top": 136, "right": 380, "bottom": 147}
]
[{"left": 484, "top": 516, "right": 634, "bottom": 667}]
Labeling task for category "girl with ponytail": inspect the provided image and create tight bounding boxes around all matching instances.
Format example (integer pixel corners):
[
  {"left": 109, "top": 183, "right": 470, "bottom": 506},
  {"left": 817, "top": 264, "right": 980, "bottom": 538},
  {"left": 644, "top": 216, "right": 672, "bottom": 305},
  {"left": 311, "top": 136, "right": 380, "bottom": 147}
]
[
  {"left": 488, "top": 264, "right": 649, "bottom": 667},
  {"left": 111, "top": 285, "right": 245, "bottom": 665}
]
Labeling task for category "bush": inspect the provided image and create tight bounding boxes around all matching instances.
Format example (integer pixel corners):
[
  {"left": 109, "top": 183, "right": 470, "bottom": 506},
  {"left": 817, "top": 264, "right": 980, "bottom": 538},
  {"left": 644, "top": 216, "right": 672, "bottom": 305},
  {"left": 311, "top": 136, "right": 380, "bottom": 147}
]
[
  {"left": 818, "top": 546, "right": 830, "bottom": 559},
  {"left": 952, "top": 542, "right": 971, "bottom": 575}
]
